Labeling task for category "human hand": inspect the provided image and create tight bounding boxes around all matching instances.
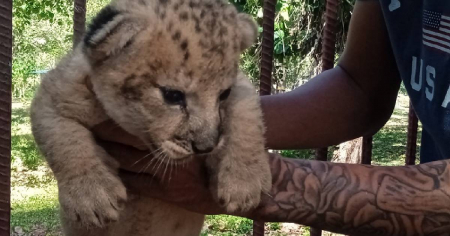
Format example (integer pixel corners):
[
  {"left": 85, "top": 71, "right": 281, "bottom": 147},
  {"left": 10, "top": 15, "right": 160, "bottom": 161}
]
[{"left": 91, "top": 120, "right": 233, "bottom": 216}]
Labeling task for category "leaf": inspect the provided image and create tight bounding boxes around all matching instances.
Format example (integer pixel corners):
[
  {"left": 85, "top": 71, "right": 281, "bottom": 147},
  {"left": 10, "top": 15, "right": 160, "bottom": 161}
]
[
  {"left": 274, "top": 43, "right": 284, "bottom": 54},
  {"left": 256, "top": 7, "right": 263, "bottom": 18},
  {"left": 280, "top": 9, "right": 289, "bottom": 21}
]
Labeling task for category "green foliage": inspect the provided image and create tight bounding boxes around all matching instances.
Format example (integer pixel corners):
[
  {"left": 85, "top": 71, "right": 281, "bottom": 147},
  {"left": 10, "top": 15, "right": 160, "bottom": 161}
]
[
  {"left": 12, "top": 0, "right": 356, "bottom": 99},
  {"left": 204, "top": 215, "right": 254, "bottom": 235},
  {"left": 12, "top": 0, "right": 73, "bottom": 99},
  {"left": 280, "top": 149, "right": 315, "bottom": 159},
  {"left": 12, "top": 0, "right": 110, "bottom": 100},
  {"left": 235, "top": 0, "right": 356, "bottom": 92}
]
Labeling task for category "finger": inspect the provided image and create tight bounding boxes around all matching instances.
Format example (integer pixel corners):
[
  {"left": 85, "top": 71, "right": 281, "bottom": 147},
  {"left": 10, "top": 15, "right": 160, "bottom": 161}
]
[{"left": 92, "top": 120, "right": 147, "bottom": 150}]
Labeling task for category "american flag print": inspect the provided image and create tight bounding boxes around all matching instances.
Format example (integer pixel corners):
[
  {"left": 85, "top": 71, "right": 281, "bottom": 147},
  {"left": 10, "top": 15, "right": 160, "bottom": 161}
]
[{"left": 423, "top": 10, "right": 450, "bottom": 54}]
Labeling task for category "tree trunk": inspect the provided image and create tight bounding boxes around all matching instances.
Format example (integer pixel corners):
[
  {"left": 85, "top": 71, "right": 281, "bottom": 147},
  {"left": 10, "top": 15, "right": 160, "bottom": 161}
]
[
  {"left": 0, "top": 0, "right": 12, "bottom": 233},
  {"left": 332, "top": 138, "right": 363, "bottom": 164}
]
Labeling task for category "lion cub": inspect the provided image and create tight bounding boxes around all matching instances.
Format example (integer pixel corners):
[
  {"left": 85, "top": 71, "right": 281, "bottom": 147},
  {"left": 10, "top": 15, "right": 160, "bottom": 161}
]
[{"left": 30, "top": 0, "right": 271, "bottom": 235}]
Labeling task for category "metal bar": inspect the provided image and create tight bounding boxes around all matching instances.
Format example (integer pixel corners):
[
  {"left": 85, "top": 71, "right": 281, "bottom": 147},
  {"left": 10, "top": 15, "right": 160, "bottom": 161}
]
[
  {"left": 258, "top": 0, "right": 277, "bottom": 96},
  {"left": 252, "top": 220, "right": 265, "bottom": 236},
  {"left": 254, "top": 0, "right": 277, "bottom": 233},
  {"left": 0, "top": 0, "right": 12, "bottom": 234},
  {"left": 73, "top": 0, "right": 87, "bottom": 47},
  {"left": 362, "top": 136, "right": 373, "bottom": 165},
  {"left": 315, "top": 148, "right": 328, "bottom": 161},
  {"left": 312, "top": 0, "right": 340, "bottom": 234},
  {"left": 406, "top": 101, "right": 418, "bottom": 165}
]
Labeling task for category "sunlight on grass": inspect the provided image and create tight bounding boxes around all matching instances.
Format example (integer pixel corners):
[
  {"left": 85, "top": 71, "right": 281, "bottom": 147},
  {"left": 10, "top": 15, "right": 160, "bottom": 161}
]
[{"left": 11, "top": 184, "right": 60, "bottom": 235}]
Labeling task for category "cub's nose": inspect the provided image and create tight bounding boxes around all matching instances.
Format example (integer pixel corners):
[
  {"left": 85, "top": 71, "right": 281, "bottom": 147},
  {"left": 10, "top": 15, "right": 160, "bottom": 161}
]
[{"left": 192, "top": 141, "right": 215, "bottom": 154}]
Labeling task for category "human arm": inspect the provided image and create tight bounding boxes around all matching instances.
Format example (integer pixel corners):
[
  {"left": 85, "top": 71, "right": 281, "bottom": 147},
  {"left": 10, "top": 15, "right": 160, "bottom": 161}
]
[
  {"left": 261, "top": 0, "right": 400, "bottom": 149},
  {"left": 96, "top": 139, "right": 450, "bottom": 236}
]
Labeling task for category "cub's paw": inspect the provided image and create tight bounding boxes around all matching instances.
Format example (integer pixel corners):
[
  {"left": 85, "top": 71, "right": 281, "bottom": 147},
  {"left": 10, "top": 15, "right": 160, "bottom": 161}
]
[
  {"left": 58, "top": 169, "right": 127, "bottom": 228},
  {"left": 212, "top": 158, "right": 271, "bottom": 213}
]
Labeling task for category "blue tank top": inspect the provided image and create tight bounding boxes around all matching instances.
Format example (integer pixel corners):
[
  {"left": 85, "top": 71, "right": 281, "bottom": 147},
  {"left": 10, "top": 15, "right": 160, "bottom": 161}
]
[{"left": 374, "top": 0, "right": 450, "bottom": 163}]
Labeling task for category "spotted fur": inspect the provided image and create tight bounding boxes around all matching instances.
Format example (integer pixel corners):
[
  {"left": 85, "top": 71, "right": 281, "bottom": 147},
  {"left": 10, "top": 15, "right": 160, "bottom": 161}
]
[{"left": 30, "top": 0, "right": 270, "bottom": 235}]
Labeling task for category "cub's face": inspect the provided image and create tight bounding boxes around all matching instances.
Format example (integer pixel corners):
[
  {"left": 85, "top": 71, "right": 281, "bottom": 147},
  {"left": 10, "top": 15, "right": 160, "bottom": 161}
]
[{"left": 83, "top": 0, "right": 257, "bottom": 160}]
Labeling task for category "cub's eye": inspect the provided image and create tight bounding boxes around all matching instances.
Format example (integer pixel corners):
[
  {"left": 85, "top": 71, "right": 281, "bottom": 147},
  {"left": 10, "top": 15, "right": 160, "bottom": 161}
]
[
  {"left": 160, "top": 87, "right": 186, "bottom": 106},
  {"left": 219, "top": 88, "right": 231, "bottom": 101}
]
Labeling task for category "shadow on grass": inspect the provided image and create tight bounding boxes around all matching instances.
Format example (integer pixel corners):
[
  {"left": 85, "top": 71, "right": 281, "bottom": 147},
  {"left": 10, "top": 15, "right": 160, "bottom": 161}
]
[
  {"left": 12, "top": 104, "right": 45, "bottom": 170},
  {"left": 12, "top": 206, "right": 61, "bottom": 234},
  {"left": 11, "top": 187, "right": 61, "bottom": 235},
  {"left": 12, "top": 133, "right": 44, "bottom": 170},
  {"left": 12, "top": 106, "right": 31, "bottom": 127}
]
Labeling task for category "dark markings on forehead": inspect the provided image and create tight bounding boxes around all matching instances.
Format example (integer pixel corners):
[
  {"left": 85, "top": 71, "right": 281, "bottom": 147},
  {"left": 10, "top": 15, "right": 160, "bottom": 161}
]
[
  {"left": 218, "top": 27, "right": 228, "bottom": 37},
  {"left": 121, "top": 74, "right": 143, "bottom": 101},
  {"left": 179, "top": 11, "right": 189, "bottom": 21},
  {"left": 222, "top": 14, "right": 229, "bottom": 22},
  {"left": 184, "top": 51, "right": 190, "bottom": 61},
  {"left": 206, "top": 17, "right": 217, "bottom": 32},
  {"left": 200, "top": 9, "right": 206, "bottom": 19},
  {"left": 193, "top": 15, "right": 201, "bottom": 32},
  {"left": 148, "top": 60, "right": 163, "bottom": 71},
  {"left": 159, "top": 10, "right": 167, "bottom": 20},
  {"left": 173, "top": 3, "right": 180, "bottom": 11},
  {"left": 159, "top": 0, "right": 171, "bottom": 5},
  {"left": 172, "top": 30, "right": 181, "bottom": 41},
  {"left": 189, "top": 1, "right": 199, "bottom": 8},
  {"left": 167, "top": 21, "right": 174, "bottom": 31},
  {"left": 180, "top": 40, "right": 188, "bottom": 50}
]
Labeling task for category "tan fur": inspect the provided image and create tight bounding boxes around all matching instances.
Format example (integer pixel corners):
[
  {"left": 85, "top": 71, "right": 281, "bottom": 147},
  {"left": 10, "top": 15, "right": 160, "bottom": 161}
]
[{"left": 30, "top": 0, "right": 271, "bottom": 235}]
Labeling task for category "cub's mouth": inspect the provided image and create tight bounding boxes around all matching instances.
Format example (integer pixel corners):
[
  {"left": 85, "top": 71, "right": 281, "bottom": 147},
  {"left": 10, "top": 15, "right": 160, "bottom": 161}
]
[
  {"left": 158, "top": 136, "right": 226, "bottom": 161},
  {"left": 160, "top": 139, "right": 193, "bottom": 160}
]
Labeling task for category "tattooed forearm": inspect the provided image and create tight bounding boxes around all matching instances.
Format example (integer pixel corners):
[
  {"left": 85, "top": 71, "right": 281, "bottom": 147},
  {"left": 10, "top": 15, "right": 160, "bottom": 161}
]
[{"left": 253, "top": 155, "right": 450, "bottom": 236}]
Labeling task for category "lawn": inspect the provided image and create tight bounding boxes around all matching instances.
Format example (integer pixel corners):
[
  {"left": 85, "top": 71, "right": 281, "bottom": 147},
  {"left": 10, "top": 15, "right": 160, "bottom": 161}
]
[{"left": 10, "top": 90, "right": 420, "bottom": 236}]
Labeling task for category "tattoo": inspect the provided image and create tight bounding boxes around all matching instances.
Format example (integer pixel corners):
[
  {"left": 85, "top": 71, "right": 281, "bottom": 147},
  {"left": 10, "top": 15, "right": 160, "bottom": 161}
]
[{"left": 255, "top": 155, "right": 450, "bottom": 236}]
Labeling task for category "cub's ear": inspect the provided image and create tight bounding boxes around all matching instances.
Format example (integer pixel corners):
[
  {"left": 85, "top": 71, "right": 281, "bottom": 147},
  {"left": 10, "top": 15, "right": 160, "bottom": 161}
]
[
  {"left": 236, "top": 13, "right": 258, "bottom": 52},
  {"left": 83, "top": 5, "right": 143, "bottom": 62}
]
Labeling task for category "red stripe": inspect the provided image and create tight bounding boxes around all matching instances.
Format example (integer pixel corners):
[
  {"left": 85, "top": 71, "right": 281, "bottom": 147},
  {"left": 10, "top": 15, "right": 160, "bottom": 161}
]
[
  {"left": 441, "top": 24, "right": 450, "bottom": 31},
  {"left": 423, "top": 38, "right": 450, "bottom": 50},
  {"left": 423, "top": 30, "right": 450, "bottom": 43},
  {"left": 424, "top": 26, "right": 450, "bottom": 37}
]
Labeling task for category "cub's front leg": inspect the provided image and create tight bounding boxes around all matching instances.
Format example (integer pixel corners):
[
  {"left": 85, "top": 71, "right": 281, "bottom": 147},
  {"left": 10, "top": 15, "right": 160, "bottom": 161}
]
[
  {"left": 207, "top": 74, "right": 272, "bottom": 213},
  {"left": 30, "top": 100, "right": 126, "bottom": 228}
]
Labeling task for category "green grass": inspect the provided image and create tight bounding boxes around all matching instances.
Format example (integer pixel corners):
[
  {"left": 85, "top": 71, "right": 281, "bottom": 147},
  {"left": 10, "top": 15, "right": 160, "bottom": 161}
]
[
  {"left": 11, "top": 185, "right": 61, "bottom": 235},
  {"left": 11, "top": 91, "right": 419, "bottom": 235},
  {"left": 12, "top": 102, "right": 44, "bottom": 170}
]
